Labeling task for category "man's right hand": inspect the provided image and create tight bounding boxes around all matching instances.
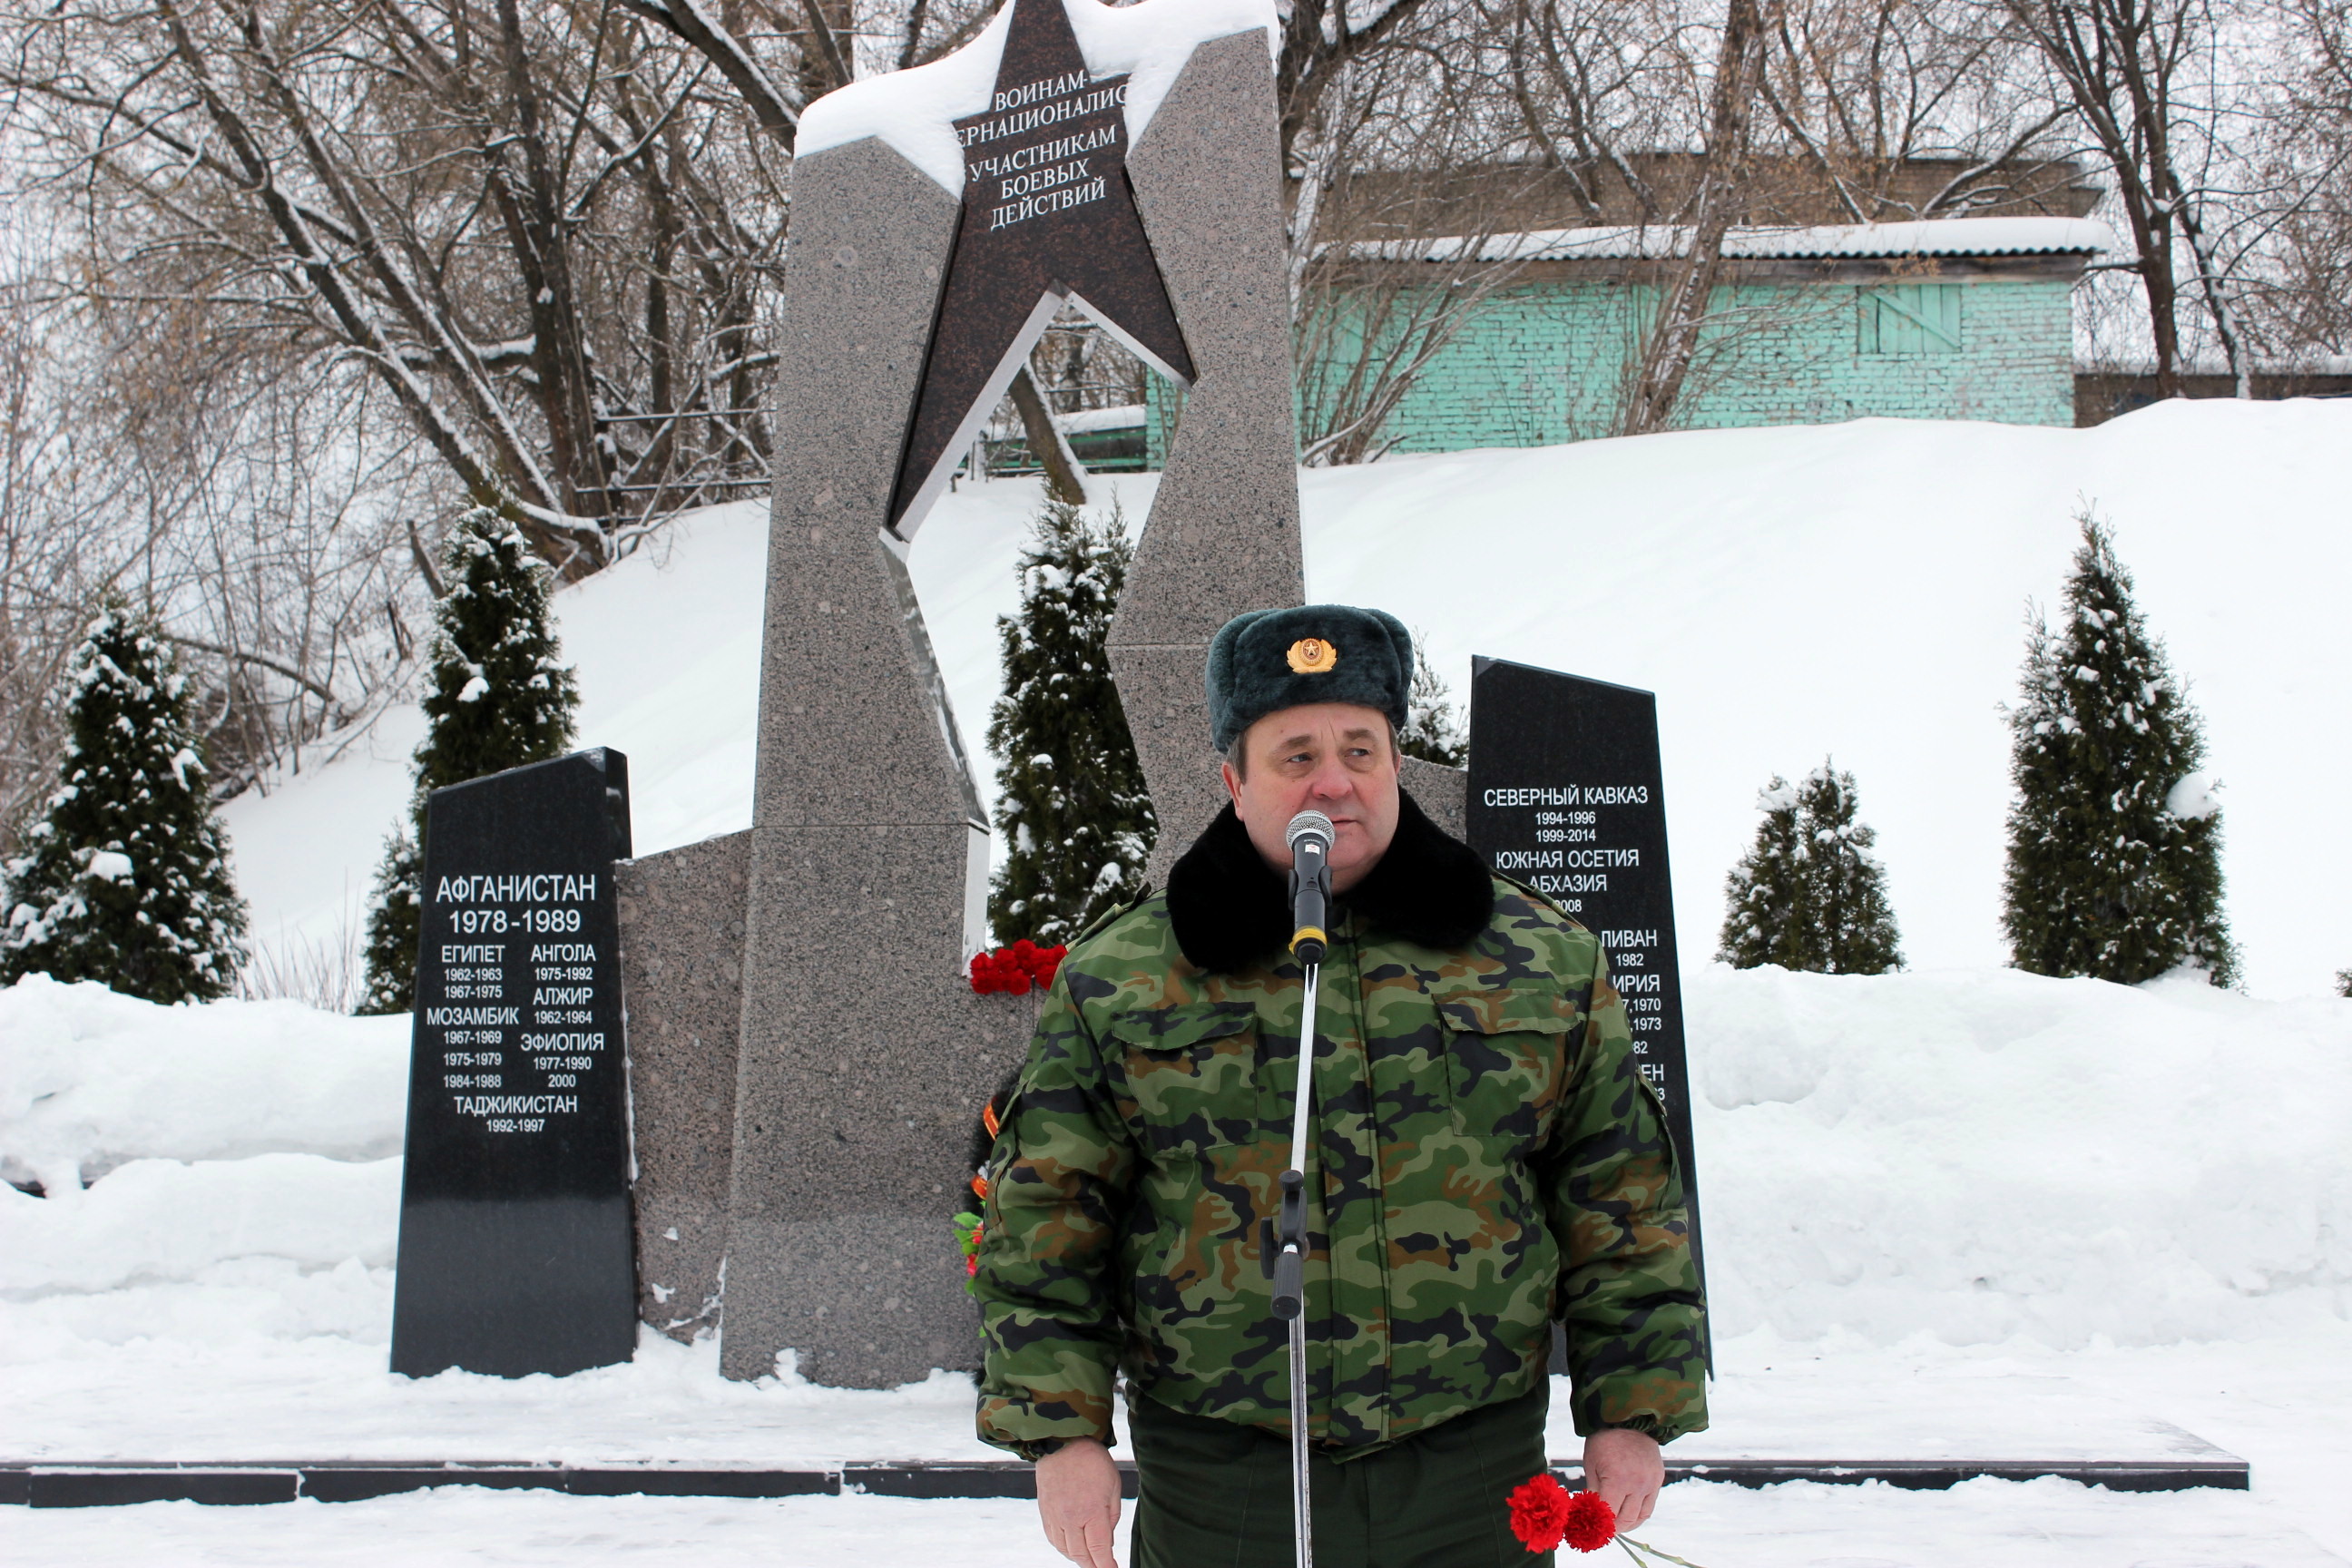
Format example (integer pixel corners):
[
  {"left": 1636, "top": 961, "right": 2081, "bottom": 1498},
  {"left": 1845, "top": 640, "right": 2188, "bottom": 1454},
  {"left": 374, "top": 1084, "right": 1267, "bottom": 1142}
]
[{"left": 1036, "top": 1436, "right": 1122, "bottom": 1568}]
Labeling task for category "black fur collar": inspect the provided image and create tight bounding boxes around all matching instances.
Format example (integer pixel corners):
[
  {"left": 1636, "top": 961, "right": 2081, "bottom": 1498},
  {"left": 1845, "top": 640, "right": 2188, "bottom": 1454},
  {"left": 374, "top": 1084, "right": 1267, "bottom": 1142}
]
[{"left": 1166, "top": 789, "right": 1494, "bottom": 973}]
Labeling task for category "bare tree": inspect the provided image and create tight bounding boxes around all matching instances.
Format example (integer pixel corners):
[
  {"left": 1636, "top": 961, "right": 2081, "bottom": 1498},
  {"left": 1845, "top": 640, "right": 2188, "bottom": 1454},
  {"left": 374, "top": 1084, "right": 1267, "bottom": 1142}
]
[
  {"left": 0, "top": 217, "right": 432, "bottom": 838},
  {"left": 2004, "top": 0, "right": 2253, "bottom": 395},
  {"left": 0, "top": 275, "right": 122, "bottom": 850},
  {"left": 4, "top": 0, "right": 810, "bottom": 578},
  {"left": 1488, "top": 0, "right": 1681, "bottom": 226},
  {"left": 1618, "top": 0, "right": 1778, "bottom": 436},
  {"left": 1473, "top": 0, "right": 2084, "bottom": 434},
  {"left": 1282, "top": 4, "right": 1539, "bottom": 463},
  {"left": 1277, "top": 0, "right": 1440, "bottom": 171},
  {"left": 2244, "top": 0, "right": 2352, "bottom": 356},
  {"left": 1759, "top": 0, "right": 2073, "bottom": 220}
]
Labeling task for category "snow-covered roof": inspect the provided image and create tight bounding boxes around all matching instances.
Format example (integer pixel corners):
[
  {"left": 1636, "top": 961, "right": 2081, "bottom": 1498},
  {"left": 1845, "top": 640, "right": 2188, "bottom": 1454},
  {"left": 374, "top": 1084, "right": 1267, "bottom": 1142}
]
[
  {"left": 796, "top": 0, "right": 1277, "bottom": 198},
  {"left": 1358, "top": 217, "right": 2118, "bottom": 264},
  {"left": 2078, "top": 352, "right": 2352, "bottom": 377},
  {"left": 1055, "top": 402, "right": 1147, "bottom": 434}
]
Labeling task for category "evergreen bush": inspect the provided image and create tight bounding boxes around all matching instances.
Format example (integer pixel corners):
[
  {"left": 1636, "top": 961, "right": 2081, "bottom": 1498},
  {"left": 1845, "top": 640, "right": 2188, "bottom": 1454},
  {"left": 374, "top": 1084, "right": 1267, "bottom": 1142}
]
[
  {"left": 358, "top": 510, "right": 579, "bottom": 1012},
  {"left": 1396, "top": 632, "right": 1467, "bottom": 768},
  {"left": 1, "top": 600, "right": 248, "bottom": 1001},
  {"left": 2002, "top": 514, "right": 2236, "bottom": 987},
  {"left": 985, "top": 497, "right": 1155, "bottom": 946},
  {"left": 1718, "top": 762, "right": 1902, "bottom": 975}
]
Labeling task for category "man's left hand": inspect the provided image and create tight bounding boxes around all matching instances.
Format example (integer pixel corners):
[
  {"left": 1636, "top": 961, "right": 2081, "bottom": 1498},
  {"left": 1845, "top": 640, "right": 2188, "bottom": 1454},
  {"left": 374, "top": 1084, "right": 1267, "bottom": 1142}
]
[{"left": 1583, "top": 1426, "right": 1662, "bottom": 1532}]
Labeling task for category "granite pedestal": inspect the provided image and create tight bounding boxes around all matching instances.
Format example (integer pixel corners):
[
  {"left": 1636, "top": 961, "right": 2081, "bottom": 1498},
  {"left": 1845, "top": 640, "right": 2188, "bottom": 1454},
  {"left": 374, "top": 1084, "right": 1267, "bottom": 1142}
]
[
  {"left": 615, "top": 829, "right": 748, "bottom": 1341},
  {"left": 710, "top": 132, "right": 1018, "bottom": 1387}
]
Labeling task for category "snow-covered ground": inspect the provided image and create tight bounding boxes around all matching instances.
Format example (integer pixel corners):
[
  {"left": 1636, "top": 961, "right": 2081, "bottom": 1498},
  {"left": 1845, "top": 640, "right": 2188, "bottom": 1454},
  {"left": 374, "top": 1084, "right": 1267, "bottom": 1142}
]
[
  {"left": 222, "top": 399, "right": 2352, "bottom": 999},
  {"left": 5, "top": 962, "right": 2347, "bottom": 1561},
  {"left": 5, "top": 1475, "right": 2346, "bottom": 1568}
]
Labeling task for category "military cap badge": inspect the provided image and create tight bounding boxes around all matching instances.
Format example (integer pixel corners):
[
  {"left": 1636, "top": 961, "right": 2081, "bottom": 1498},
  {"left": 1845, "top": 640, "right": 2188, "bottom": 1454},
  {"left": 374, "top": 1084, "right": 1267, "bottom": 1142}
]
[{"left": 1287, "top": 637, "right": 1338, "bottom": 674}]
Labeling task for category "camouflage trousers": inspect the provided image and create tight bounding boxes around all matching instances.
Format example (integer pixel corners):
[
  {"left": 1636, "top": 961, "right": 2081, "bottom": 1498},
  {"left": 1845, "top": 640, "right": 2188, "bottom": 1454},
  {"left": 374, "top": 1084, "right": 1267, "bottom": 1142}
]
[{"left": 1128, "top": 1385, "right": 1555, "bottom": 1568}]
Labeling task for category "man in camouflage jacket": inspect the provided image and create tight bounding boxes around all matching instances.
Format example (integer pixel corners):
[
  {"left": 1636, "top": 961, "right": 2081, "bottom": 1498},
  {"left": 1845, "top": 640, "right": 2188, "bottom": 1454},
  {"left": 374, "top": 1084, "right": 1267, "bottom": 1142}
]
[{"left": 974, "top": 605, "right": 1706, "bottom": 1568}]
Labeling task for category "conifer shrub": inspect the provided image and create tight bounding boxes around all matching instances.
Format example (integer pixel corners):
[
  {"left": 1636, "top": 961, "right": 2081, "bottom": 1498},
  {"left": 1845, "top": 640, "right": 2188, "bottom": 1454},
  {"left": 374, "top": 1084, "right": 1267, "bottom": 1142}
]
[
  {"left": 1, "top": 600, "right": 248, "bottom": 1001},
  {"left": 1396, "top": 632, "right": 1467, "bottom": 768},
  {"left": 358, "top": 510, "right": 579, "bottom": 1013},
  {"left": 1718, "top": 762, "right": 1902, "bottom": 975},
  {"left": 2002, "top": 514, "right": 2236, "bottom": 987},
  {"left": 985, "top": 497, "right": 1155, "bottom": 947}
]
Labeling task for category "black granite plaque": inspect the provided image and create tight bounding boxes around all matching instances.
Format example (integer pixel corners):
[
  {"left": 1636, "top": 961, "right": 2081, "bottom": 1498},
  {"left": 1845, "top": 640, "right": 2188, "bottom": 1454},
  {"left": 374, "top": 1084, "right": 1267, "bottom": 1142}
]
[
  {"left": 389, "top": 749, "right": 637, "bottom": 1378},
  {"left": 888, "top": 0, "right": 1195, "bottom": 535},
  {"left": 1463, "top": 659, "right": 1710, "bottom": 1335}
]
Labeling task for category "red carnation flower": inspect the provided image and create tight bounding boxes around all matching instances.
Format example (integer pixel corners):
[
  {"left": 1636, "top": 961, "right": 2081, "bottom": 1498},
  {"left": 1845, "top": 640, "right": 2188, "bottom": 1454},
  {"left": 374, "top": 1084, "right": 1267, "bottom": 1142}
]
[
  {"left": 972, "top": 950, "right": 1019, "bottom": 994},
  {"left": 1507, "top": 1475, "right": 1572, "bottom": 1553},
  {"left": 969, "top": 939, "right": 1070, "bottom": 995},
  {"left": 1506, "top": 1475, "right": 1616, "bottom": 1555},
  {"left": 1559, "top": 1489, "right": 1616, "bottom": 1553}
]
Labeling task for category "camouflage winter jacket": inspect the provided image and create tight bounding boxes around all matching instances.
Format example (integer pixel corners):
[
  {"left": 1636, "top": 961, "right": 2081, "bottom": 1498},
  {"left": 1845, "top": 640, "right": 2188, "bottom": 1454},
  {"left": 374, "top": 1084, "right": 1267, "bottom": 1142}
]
[{"left": 973, "top": 791, "right": 1707, "bottom": 1460}]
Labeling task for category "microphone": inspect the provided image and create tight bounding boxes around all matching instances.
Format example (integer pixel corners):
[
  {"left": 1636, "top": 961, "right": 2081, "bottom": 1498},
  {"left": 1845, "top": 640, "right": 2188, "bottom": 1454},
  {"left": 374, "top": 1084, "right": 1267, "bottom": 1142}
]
[{"left": 1286, "top": 810, "right": 1334, "bottom": 965}]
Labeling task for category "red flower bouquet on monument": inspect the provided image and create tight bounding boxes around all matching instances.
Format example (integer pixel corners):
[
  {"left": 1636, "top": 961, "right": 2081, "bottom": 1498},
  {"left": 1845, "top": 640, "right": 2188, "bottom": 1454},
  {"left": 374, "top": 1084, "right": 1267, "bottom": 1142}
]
[
  {"left": 968, "top": 938, "right": 1066, "bottom": 995},
  {"left": 1504, "top": 1475, "right": 1708, "bottom": 1565}
]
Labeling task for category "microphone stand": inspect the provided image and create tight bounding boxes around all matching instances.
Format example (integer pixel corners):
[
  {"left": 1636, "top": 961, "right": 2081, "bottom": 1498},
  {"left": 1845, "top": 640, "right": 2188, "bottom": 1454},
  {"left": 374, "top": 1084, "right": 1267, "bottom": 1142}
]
[
  {"left": 1271, "top": 955, "right": 1318, "bottom": 1568},
  {"left": 1274, "top": 812, "right": 1330, "bottom": 1568}
]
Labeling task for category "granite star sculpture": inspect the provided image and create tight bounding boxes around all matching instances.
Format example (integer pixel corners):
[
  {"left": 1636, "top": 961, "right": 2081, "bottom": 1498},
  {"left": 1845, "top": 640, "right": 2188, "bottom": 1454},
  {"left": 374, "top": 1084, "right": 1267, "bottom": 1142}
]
[{"left": 888, "top": 0, "right": 1195, "bottom": 537}]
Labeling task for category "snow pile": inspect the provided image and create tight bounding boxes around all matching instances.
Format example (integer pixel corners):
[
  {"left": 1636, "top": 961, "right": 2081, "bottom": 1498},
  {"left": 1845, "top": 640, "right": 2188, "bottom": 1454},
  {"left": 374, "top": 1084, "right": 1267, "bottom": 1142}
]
[
  {"left": 224, "top": 401, "right": 2352, "bottom": 1001},
  {"left": 1, "top": 963, "right": 2346, "bottom": 1544},
  {"left": 5, "top": 965, "right": 2343, "bottom": 1375},
  {"left": 1693, "top": 964, "right": 2352, "bottom": 1346},
  {"left": 0, "top": 975, "right": 406, "bottom": 1307},
  {"left": 5, "top": 1152, "right": 399, "bottom": 1294},
  {"left": 0, "top": 974, "right": 407, "bottom": 1194},
  {"left": 796, "top": 0, "right": 1277, "bottom": 195},
  {"left": 0, "top": 978, "right": 405, "bottom": 1375},
  {"left": 1303, "top": 400, "right": 2352, "bottom": 996}
]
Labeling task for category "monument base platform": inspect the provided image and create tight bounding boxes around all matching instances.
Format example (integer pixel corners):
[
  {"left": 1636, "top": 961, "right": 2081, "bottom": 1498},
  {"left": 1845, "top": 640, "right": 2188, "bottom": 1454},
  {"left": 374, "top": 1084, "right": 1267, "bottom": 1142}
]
[{"left": 0, "top": 1449, "right": 2250, "bottom": 1507}]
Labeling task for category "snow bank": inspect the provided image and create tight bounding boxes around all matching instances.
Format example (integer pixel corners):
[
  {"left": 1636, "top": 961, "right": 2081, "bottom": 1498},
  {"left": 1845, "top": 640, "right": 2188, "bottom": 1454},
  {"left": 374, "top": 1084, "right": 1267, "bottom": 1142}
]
[
  {"left": 1, "top": 968, "right": 2345, "bottom": 1498},
  {"left": 2, "top": 1152, "right": 399, "bottom": 1290},
  {"left": 220, "top": 400, "right": 2352, "bottom": 1000},
  {"left": 0, "top": 975, "right": 407, "bottom": 1194},
  {"left": 0, "top": 980, "right": 406, "bottom": 1373},
  {"left": 6, "top": 966, "right": 2344, "bottom": 1356},
  {"left": 1691, "top": 965, "right": 2352, "bottom": 1347},
  {"left": 796, "top": 0, "right": 1277, "bottom": 195},
  {"left": 1306, "top": 400, "right": 2352, "bottom": 997}
]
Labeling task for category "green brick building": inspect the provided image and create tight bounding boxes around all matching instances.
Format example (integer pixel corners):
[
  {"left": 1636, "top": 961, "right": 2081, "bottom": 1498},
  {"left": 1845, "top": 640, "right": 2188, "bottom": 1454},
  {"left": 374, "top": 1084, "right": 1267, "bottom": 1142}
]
[{"left": 1146, "top": 217, "right": 2112, "bottom": 462}]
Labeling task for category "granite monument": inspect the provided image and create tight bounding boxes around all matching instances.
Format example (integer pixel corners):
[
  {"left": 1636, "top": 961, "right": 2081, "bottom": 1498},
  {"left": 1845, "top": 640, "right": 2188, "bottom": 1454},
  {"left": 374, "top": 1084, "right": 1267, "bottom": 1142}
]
[
  {"left": 389, "top": 748, "right": 637, "bottom": 1378},
  {"left": 1462, "top": 658, "right": 1710, "bottom": 1340},
  {"left": 614, "top": 0, "right": 1437, "bottom": 1387}
]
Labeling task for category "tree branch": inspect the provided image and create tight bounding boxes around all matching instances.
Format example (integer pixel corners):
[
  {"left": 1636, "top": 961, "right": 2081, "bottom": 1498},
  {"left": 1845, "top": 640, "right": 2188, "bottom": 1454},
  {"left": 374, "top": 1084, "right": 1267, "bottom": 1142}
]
[{"left": 162, "top": 633, "right": 340, "bottom": 705}]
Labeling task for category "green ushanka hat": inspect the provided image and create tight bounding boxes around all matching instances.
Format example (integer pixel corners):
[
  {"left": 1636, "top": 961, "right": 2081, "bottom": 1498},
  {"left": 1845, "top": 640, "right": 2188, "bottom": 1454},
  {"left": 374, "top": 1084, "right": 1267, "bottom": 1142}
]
[{"left": 1205, "top": 604, "right": 1414, "bottom": 752}]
